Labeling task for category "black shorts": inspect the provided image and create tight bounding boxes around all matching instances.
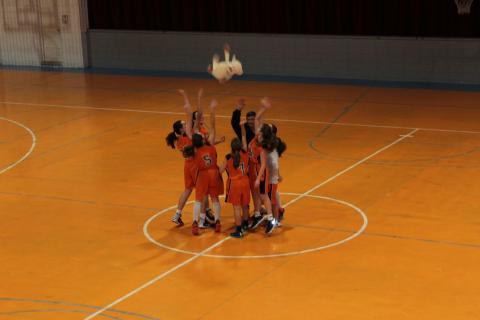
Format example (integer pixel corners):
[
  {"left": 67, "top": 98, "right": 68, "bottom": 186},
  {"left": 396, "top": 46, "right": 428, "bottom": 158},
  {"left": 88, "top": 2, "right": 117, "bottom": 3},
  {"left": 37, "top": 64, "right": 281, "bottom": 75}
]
[{"left": 259, "top": 178, "right": 267, "bottom": 195}]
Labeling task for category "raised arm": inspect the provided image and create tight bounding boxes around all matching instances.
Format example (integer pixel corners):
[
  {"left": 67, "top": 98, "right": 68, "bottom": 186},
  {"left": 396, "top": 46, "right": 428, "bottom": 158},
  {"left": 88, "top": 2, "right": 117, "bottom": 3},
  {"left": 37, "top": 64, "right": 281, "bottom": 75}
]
[
  {"left": 197, "top": 88, "right": 203, "bottom": 112},
  {"left": 240, "top": 119, "right": 248, "bottom": 150},
  {"left": 255, "top": 97, "right": 272, "bottom": 133},
  {"left": 208, "top": 99, "right": 218, "bottom": 145},
  {"left": 178, "top": 89, "right": 193, "bottom": 138},
  {"left": 231, "top": 99, "right": 245, "bottom": 139}
]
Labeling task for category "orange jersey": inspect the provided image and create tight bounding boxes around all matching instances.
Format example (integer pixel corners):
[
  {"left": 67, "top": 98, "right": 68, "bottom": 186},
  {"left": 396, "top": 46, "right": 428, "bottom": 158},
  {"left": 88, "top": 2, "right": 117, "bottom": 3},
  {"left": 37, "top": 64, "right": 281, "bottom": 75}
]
[
  {"left": 194, "top": 144, "right": 223, "bottom": 201},
  {"left": 225, "top": 151, "right": 249, "bottom": 180},
  {"left": 248, "top": 137, "right": 262, "bottom": 164},
  {"left": 194, "top": 145, "right": 218, "bottom": 171},
  {"left": 199, "top": 126, "right": 209, "bottom": 137},
  {"left": 177, "top": 135, "right": 192, "bottom": 152}
]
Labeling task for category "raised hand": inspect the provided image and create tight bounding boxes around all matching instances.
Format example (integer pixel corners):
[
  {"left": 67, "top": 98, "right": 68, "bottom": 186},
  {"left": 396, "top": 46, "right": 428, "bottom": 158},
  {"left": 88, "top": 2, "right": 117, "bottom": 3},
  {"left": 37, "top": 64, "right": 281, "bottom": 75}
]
[
  {"left": 210, "top": 99, "right": 218, "bottom": 111},
  {"left": 237, "top": 98, "right": 246, "bottom": 110},
  {"left": 261, "top": 97, "right": 272, "bottom": 109}
]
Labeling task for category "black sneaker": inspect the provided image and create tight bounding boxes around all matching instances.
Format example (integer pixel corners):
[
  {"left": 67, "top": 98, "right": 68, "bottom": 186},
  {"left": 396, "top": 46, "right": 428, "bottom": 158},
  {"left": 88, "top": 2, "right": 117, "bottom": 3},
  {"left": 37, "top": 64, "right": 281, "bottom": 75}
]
[
  {"left": 205, "top": 208, "right": 216, "bottom": 224},
  {"left": 241, "top": 219, "right": 249, "bottom": 232},
  {"left": 265, "top": 218, "right": 276, "bottom": 235},
  {"left": 249, "top": 215, "right": 265, "bottom": 230},
  {"left": 230, "top": 230, "right": 243, "bottom": 238}
]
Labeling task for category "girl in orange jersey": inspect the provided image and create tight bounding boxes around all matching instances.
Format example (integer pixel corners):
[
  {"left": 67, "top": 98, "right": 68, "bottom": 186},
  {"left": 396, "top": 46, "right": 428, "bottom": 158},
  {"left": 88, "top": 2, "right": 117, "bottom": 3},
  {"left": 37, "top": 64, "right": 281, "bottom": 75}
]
[
  {"left": 219, "top": 135, "right": 250, "bottom": 238},
  {"left": 165, "top": 116, "right": 194, "bottom": 226},
  {"left": 191, "top": 99, "right": 224, "bottom": 235},
  {"left": 247, "top": 126, "right": 265, "bottom": 230},
  {"left": 180, "top": 89, "right": 224, "bottom": 228}
]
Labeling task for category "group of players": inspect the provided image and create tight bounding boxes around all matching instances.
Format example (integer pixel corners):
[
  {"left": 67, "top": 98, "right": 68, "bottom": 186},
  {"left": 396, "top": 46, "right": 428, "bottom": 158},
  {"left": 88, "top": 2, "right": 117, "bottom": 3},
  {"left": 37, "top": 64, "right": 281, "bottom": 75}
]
[{"left": 166, "top": 89, "right": 286, "bottom": 238}]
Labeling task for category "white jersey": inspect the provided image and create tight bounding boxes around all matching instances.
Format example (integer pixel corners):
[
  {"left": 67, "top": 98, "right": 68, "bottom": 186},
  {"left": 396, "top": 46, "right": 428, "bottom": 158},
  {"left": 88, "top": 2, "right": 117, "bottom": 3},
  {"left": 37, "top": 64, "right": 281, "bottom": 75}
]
[
  {"left": 267, "top": 149, "right": 279, "bottom": 184},
  {"left": 210, "top": 49, "right": 243, "bottom": 82}
]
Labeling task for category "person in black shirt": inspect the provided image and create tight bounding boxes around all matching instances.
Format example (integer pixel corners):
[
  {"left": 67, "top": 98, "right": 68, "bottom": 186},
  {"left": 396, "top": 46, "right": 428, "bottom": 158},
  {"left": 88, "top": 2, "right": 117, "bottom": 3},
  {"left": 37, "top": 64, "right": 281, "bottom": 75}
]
[{"left": 231, "top": 99, "right": 256, "bottom": 144}]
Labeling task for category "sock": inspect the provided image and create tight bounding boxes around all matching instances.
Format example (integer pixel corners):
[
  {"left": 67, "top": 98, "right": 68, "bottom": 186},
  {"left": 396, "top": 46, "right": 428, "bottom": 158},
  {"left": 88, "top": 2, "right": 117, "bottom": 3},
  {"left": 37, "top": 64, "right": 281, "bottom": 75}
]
[
  {"left": 193, "top": 202, "right": 201, "bottom": 222},
  {"left": 175, "top": 209, "right": 182, "bottom": 216},
  {"left": 276, "top": 191, "right": 282, "bottom": 208},
  {"left": 254, "top": 211, "right": 261, "bottom": 217},
  {"left": 267, "top": 213, "right": 273, "bottom": 220},
  {"left": 213, "top": 201, "right": 221, "bottom": 221}
]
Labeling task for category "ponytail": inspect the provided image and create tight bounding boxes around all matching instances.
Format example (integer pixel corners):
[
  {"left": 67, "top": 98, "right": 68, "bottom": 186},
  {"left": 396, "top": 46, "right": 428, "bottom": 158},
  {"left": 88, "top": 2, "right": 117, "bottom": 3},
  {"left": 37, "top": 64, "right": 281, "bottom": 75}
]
[
  {"left": 233, "top": 150, "right": 241, "bottom": 168},
  {"left": 276, "top": 137, "right": 287, "bottom": 157},
  {"left": 230, "top": 138, "right": 243, "bottom": 168},
  {"left": 166, "top": 120, "right": 184, "bottom": 149},
  {"left": 166, "top": 132, "right": 178, "bottom": 149}
]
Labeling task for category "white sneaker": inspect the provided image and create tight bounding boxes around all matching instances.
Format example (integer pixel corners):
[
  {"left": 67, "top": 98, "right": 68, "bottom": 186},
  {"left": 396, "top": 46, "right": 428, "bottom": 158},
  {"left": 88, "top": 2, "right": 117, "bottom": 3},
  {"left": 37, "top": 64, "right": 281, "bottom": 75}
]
[
  {"left": 198, "top": 218, "right": 209, "bottom": 229},
  {"left": 171, "top": 212, "right": 184, "bottom": 226}
]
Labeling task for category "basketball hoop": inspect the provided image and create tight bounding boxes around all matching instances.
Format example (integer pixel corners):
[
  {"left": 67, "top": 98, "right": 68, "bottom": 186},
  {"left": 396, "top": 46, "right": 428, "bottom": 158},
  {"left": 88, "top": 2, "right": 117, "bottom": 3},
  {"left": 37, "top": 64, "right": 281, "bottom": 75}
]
[{"left": 455, "top": 0, "right": 474, "bottom": 15}]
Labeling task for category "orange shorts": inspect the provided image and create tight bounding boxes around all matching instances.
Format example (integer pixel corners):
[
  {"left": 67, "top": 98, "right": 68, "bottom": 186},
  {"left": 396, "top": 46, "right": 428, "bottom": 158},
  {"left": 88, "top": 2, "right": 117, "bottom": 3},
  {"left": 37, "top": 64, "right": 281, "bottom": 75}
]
[
  {"left": 268, "top": 184, "right": 278, "bottom": 205},
  {"left": 184, "top": 159, "right": 196, "bottom": 189},
  {"left": 226, "top": 177, "right": 251, "bottom": 206},
  {"left": 195, "top": 168, "right": 224, "bottom": 201}
]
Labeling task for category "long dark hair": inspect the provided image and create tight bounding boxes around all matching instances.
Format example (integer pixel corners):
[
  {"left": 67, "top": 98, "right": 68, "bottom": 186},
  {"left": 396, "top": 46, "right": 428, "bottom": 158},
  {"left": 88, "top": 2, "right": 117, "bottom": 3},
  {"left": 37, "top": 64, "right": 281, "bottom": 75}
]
[
  {"left": 276, "top": 137, "right": 287, "bottom": 157},
  {"left": 192, "top": 133, "right": 204, "bottom": 148},
  {"left": 183, "top": 145, "right": 195, "bottom": 158},
  {"left": 261, "top": 123, "right": 286, "bottom": 156},
  {"left": 230, "top": 138, "right": 243, "bottom": 168},
  {"left": 166, "top": 120, "right": 183, "bottom": 149}
]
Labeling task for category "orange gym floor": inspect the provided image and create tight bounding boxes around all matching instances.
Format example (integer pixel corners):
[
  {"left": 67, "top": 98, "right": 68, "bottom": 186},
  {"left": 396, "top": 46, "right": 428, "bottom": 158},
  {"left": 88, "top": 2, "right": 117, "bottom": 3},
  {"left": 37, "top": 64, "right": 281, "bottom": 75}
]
[{"left": 1, "top": 70, "right": 479, "bottom": 319}]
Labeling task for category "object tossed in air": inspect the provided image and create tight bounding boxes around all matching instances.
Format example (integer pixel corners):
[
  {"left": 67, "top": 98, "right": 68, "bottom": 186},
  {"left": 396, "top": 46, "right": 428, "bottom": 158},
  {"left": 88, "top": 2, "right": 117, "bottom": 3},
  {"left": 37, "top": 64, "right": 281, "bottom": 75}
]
[{"left": 208, "top": 44, "right": 243, "bottom": 84}]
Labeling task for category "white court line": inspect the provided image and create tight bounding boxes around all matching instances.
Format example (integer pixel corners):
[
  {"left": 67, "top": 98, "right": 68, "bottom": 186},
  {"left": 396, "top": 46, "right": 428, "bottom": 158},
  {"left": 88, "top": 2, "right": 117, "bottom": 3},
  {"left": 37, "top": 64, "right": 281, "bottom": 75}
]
[
  {"left": 83, "top": 128, "right": 417, "bottom": 320},
  {"left": 284, "top": 128, "right": 419, "bottom": 208},
  {"left": 1, "top": 100, "right": 480, "bottom": 135},
  {"left": 83, "top": 237, "right": 231, "bottom": 320},
  {"left": 0, "top": 117, "right": 36, "bottom": 175},
  {"left": 143, "top": 193, "right": 368, "bottom": 258}
]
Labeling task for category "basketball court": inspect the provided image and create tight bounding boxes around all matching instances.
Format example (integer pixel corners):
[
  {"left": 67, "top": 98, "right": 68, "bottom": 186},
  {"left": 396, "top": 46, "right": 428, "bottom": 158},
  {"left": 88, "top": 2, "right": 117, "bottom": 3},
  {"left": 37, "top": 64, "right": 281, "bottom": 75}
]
[{"left": 1, "top": 69, "right": 479, "bottom": 319}]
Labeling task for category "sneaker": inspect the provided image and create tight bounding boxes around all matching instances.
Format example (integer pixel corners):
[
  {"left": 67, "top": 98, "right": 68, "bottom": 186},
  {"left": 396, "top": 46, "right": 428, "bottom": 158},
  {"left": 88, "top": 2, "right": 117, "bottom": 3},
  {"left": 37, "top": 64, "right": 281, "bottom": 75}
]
[
  {"left": 215, "top": 220, "right": 221, "bottom": 233},
  {"left": 198, "top": 218, "right": 210, "bottom": 229},
  {"left": 275, "top": 220, "right": 282, "bottom": 228},
  {"left": 171, "top": 212, "right": 184, "bottom": 227},
  {"left": 192, "top": 221, "right": 199, "bottom": 236},
  {"left": 241, "top": 219, "right": 249, "bottom": 232},
  {"left": 278, "top": 208, "right": 285, "bottom": 222},
  {"left": 265, "top": 218, "right": 276, "bottom": 235},
  {"left": 177, "top": 216, "right": 184, "bottom": 227},
  {"left": 249, "top": 215, "right": 265, "bottom": 230},
  {"left": 205, "top": 208, "right": 216, "bottom": 224},
  {"left": 230, "top": 231, "right": 243, "bottom": 238}
]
